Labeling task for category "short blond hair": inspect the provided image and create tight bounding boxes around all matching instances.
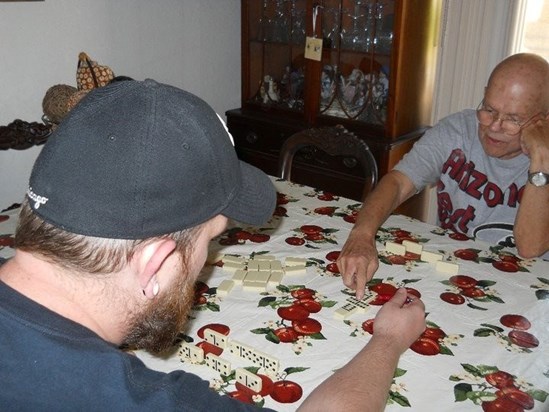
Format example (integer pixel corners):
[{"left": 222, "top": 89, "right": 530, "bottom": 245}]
[{"left": 15, "top": 199, "right": 202, "bottom": 275}]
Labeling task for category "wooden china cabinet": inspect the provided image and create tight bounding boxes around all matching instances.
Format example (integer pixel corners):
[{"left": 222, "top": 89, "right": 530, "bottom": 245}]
[{"left": 226, "top": 0, "right": 441, "bottom": 217}]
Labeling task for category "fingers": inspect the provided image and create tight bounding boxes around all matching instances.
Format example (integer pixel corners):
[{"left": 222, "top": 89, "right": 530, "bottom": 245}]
[
  {"left": 387, "top": 288, "right": 426, "bottom": 312},
  {"left": 354, "top": 273, "right": 367, "bottom": 300},
  {"left": 387, "top": 287, "right": 407, "bottom": 306}
]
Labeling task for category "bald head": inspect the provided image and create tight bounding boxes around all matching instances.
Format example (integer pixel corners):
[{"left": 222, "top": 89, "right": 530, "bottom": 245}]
[{"left": 487, "top": 53, "right": 549, "bottom": 113}]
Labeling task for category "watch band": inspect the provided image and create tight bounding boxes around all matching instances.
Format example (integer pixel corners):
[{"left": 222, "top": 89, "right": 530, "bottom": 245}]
[{"left": 528, "top": 171, "right": 549, "bottom": 187}]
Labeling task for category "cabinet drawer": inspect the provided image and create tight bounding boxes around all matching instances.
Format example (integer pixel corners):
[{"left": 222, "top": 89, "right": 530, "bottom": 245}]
[{"left": 230, "top": 121, "right": 294, "bottom": 155}]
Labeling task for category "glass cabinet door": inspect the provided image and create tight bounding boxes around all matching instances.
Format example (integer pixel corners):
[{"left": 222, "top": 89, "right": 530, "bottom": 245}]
[
  {"left": 244, "top": 0, "right": 307, "bottom": 114},
  {"left": 319, "top": 0, "right": 394, "bottom": 126}
]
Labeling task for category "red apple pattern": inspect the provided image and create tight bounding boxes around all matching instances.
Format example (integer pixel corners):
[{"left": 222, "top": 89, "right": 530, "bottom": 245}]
[
  {"left": 178, "top": 320, "right": 308, "bottom": 407},
  {"left": 2, "top": 178, "right": 548, "bottom": 411},
  {"left": 450, "top": 364, "right": 547, "bottom": 410},
  {"left": 251, "top": 285, "right": 337, "bottom": 354},
  {"left": 473, "top": 314, "right": 540, "bottom": 353},
  {"left": 440, "top": 275, "right": 504, "bottom": 310}
]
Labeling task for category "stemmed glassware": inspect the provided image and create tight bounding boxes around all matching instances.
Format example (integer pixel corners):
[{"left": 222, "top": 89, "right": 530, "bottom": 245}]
[{"left": 290, "top": 0, "right": 306, "bottom": 45}]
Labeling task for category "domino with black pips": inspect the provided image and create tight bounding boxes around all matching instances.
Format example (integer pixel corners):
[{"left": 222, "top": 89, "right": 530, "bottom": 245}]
[
  {"left": 205, "top": 353, "right": 232, "bottom": 376},
  {"left": 253, "top": 349, "right": 280, "bottom": 373},
  {"left": 235, "top": 368, "right": 263, "bottom": 393},
  {"left": 346, "top": 295, "right": 374, "bottom": 313},
  {"left": 179, "top": 341, "right": 205, "bottom": 363},
  {"left": 228, "top": 340, "right": 255, "bottom": 361},
  {"left": 333, "top": 302, "right": 360, "bottom": 319},
  {"left": 204, "top": 328, "right": 229, "bottom": 349}
]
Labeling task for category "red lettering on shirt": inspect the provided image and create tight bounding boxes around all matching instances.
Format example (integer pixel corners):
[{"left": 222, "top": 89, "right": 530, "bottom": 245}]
[
  {"left": 483, "top": 182, "right": 504, "bottom": 207},
  {"left": 437, "top": 150, "right": 524, "bottom": 235}
]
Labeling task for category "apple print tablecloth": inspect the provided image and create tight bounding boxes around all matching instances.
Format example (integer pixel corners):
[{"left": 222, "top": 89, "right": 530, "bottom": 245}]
[{"left": 1, "top": 178, "right": 547, "bottom": 411}]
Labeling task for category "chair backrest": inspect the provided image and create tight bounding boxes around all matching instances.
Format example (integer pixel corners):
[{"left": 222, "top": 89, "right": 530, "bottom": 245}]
[{"left": 278, "top": 125, "right": 378, "bottom": 200}]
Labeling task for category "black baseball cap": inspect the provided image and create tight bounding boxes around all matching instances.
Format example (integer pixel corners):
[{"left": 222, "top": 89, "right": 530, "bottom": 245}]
[{"left": 27, "top": 79, "right": 276, "bottom": 239}]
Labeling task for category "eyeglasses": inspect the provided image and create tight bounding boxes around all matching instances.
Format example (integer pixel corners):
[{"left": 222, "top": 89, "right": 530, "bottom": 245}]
[{"left": 476, "top": 100, "right": 543, "bottom": 135}]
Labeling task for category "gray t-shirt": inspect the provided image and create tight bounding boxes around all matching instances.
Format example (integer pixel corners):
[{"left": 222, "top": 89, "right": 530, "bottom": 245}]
[{"left": 394, "top": 109, "right": 530, "bottom": 247}]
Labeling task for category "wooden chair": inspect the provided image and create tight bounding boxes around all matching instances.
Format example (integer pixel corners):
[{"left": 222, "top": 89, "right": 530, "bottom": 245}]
[{"left": 278, "top": 125, "right": 378, "bottom": 200}]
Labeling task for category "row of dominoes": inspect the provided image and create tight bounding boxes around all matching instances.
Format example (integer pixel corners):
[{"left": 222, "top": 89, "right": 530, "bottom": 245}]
[
  {"left": 211, "top": 254, "right": 308, "bottom": 296},
  {"left": 333, "top": 292, "right": 376, "bottom": 320},
  {"left": 385, "top": 240, "right": 459, "bottom": 275},
  {"left": 179, "top": 328, "right": 279, "bottom": 391}
]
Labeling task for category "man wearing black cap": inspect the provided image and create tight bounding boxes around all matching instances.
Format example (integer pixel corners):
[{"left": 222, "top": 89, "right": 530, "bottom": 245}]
[{"left": 0, "top": 79, "right": 425, "bottom": 410}]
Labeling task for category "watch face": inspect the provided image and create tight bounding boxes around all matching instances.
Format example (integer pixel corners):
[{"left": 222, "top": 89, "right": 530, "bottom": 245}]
[{"left": 530, "top": 172, "right": 548, "bottom": 186}]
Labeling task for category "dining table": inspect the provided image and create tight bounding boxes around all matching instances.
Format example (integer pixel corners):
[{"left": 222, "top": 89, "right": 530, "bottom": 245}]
[{"left": 1, "top": 177, "right": 547, "bottom": 411}]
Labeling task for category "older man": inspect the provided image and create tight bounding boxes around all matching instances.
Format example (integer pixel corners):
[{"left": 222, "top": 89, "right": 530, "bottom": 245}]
[
  {"left": 339, "top": 53, "right": 549, "bottom": 299},
  {"left": 0, "top": 79, "right": 425, "bottom": 410}
]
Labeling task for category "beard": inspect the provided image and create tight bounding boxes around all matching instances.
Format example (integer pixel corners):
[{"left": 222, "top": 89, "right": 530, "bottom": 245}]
[{"left": 121, "top": 264, "right": 195, "bottom": 354}]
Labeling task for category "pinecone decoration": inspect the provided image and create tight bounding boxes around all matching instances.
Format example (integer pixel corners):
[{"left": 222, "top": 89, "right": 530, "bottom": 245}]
[
  {"left": 42, "top": 84, "right": 78, "bottom": 124},
  {"left": 76, "top": 52, "right": 115, "bottom": 91}
]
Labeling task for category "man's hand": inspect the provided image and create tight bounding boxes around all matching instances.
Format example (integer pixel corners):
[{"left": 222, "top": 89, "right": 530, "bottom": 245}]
[
  {"left": 337, "top": 231, "right": 379, "bottom": 300},
  {"left": 520, "top": 115, "right": 549, "bottom": 159},
  {"left": 372, "top": 288, "right": 426, "bottom": 354}
]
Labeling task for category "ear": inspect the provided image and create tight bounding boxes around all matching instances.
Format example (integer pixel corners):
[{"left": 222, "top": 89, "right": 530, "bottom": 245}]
[{"left": 136, "top": 238, "right": 177, "bottom": 299}]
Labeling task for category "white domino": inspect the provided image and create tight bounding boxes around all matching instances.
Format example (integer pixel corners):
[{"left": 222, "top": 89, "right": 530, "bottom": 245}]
[
  {"left": 216, "top": 279, "right": 235, "bottom": 297},
  {"left": 206, "top": 252, "right": 224, "bottom": 264},
  {"left": 235, "top": 368, "right": 263, "bottom": 393},
  {"left": 385, "top": 241, "right": 406, "bottom": 255},
  {"left": 242, "top": 279, "right": 267, "bottom": 292},
  {"left": 247, "top": 260, "right": 260, "bottom": 271},
  {"left": 346, "top": 294, "right": 374, "bottom": 313},
  {"left": 204, "top": 328, "right": 229, "bottom": 349},
  {"left": 284, "top": 264, "right": 307, "bottom": 275},
  {"left": 205, "top": 353, "right": 232, "bottom": 376},
  {"left": 229, "top": 340, "right": 255, "bottom": 360},
  {"left": 253, "top": 350, "right": 280, "bottom": 373},
  {"left": 231, "top": 269, "right": 248, "bottom": 284},
  {"left": 402, "top": 240, "right": 423, "bottom": 255},
  {"left": 270, "top": 260, "right": 283, "bottom": 273},
  {"left": 268, "top": 272, "right": 284, "bottom": 286},
  {"left": 252, "top": 254, "right": 276, "bottom": 261},
  {"left": 179, "top": 342, "right": 204, "bottom": 363},
  {"left": 223, "top": 255, "right": 246, "bottom": 264},
  {"left": 435, "top": 260, "right": 460, "bottom": 275},
  {"left": 285, "top": 257, "right": 307, "bottom": 266},
  {"left": 421, "top": 250, "right": 444, "bottom": 263},
  {"left": 334, "top": 302, "right": 360, "bottom": 319},
  {"left": 258, "top": 261, "right": 271, "bottom": 272},
  {"left": 222, "top": 261, "right": 246, "bottom": 273}
]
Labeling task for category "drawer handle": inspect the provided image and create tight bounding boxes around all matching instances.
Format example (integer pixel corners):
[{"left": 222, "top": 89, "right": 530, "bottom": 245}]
[
  {"left": 343, "top": 157, "right": 358, "bottom": 169},
  {"left": 246, "top": 132, "right": 258, "bottom": 144}
]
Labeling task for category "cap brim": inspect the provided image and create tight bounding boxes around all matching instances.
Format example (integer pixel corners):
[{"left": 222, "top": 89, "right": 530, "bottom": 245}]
[{"left": 221, "top": 161, "right": 276, "bottom": 226}]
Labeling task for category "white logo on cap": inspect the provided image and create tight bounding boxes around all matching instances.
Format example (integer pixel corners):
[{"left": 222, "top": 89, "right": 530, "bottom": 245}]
[{"left": 27, "top": 187, "right": 49, "bottom": 209}]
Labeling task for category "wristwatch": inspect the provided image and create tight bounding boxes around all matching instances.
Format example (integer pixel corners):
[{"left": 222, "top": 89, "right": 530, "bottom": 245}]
[{"left": 528, "top": 171, "right": 549, "bottom": 187}]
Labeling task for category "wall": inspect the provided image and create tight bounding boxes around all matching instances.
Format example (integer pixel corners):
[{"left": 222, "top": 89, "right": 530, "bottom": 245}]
[{"left": 0, "top": 0, "right": 240, "bottom": 206}]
